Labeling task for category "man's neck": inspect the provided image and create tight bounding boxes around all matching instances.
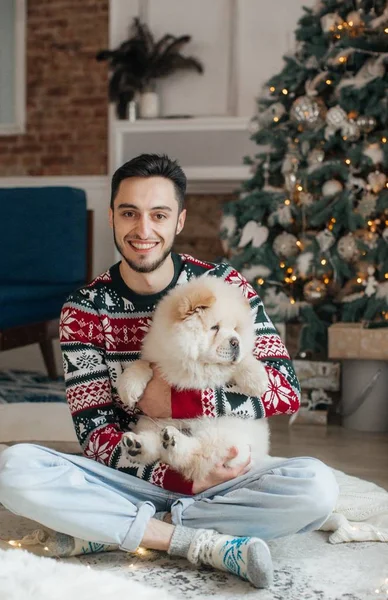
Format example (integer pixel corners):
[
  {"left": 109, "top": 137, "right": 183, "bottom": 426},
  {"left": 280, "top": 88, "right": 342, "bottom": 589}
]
[{"left": 119, "top": 255, "right": 175, "bottom": 295}]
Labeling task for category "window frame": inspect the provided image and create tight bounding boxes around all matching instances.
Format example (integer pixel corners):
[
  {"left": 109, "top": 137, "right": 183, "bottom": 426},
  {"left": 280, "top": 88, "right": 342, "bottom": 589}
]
[{"left": 0, "top": 0, "right": 26, "bottom": 135}]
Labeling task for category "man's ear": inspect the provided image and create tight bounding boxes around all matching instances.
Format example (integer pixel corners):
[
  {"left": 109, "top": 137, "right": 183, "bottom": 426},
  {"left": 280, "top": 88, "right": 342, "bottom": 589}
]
[
  {"left": 176, "top": 209, "right": 186, "bottom": 235},
  {"left": 174, "top": 287, "right": 216, "bottom": 321},
  {"left": 109, "top": 208, "right": 113, "bottom": 229}
]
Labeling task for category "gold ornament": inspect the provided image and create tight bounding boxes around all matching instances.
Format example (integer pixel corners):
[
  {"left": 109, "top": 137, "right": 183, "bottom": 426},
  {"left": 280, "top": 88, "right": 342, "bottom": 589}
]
[
  {"left": 290, "top": 96, "right": 327, "bottom": 130},
  {"left": 273, "top": 232, "right": 299, "bottom": 258},
  {"left": 367, "top": 170, "right": 387, "bottom": 193},
  {"left": 303, "top": 278, "right": 327, "bottom": 303},
  {"left": 337, "top": 233, "right": 359, "bottom": 262}
]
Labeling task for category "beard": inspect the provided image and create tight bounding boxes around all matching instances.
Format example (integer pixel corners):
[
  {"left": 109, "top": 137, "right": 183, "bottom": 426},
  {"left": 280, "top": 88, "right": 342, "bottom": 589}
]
[{"left": 113, "top": 229, "right": 175, "bottom": 274}]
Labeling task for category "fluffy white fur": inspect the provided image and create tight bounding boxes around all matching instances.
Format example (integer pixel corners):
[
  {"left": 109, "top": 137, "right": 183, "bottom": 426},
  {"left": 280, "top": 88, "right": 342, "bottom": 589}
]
[{"left": 118, "top": 277, "right": 270, "bottom": 481}]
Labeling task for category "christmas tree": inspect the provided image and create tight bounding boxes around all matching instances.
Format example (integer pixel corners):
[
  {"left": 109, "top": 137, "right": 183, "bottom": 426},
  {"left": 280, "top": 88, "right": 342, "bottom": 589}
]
[{"left": 221, "top": 0, "right": 388, "bottom": 355}]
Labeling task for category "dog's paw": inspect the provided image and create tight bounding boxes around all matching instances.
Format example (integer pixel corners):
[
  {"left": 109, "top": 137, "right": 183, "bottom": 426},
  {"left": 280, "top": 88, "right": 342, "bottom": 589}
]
[
  {"left": 161, "top": 426, "right": 179, "bottom": 450},
  {"left": 117, "top": 361, "right": 153, "bottom": 408},
  {"left": 234, "top": 358, "right": 269, "bottom": 397},
  {"left": 121, "top": 432, "right": 143, "bottom": 457}
]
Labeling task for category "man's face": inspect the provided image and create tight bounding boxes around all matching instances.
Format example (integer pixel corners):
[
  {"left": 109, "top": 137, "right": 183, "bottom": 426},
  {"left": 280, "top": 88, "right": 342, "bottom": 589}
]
[{"left": 109, "top": 176, "right": 186, "bottom": 274}]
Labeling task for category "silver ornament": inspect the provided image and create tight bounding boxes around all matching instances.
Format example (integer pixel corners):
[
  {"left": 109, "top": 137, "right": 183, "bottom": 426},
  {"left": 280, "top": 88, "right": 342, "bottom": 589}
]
[
  {"left": 308, "top": 148, "right": 325, "bottom": 166},
  {"left": 322, "top": 179, "right": 343, "bottom": 197},
  {"left": 356, "top": 192, "right": 377, "bottom": 219},
  {"left": 337, "top": 233, "right": 359, "bottom": 262},
  {"left": 303, "top": 278, "right": 327, "bottom": 303},
  {"left": 290, "top": 96, "right": 327, "bottom": 129},
  {"left": 356, "top": 115, "right": 376, "bottom": 134},
  {"left": 364, "top": 143, "right": 384, "bottom": 165},
  {"left": 273, "top": 232, "right": 299, "bottom": 258},
  {"left": 326, "top": 106, "right": 347, "bottom": 130},
  {"left": 342, "top": 120, "right": 360, "bottom": 142}
]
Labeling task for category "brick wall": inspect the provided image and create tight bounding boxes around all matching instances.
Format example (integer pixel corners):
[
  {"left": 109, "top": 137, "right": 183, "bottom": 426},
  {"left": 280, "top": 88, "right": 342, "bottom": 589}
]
[
  {"left": 0, "top": 0, "right": 109, "bottom": 176},
  {"left": 173, "top": 193, "right": 236, "bottom": 262}
]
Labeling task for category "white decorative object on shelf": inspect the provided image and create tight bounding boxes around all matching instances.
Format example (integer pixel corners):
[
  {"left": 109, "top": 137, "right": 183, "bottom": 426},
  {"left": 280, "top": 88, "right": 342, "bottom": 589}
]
[{"left": 139, "top": 91, "right": 160, "bottom": 119}]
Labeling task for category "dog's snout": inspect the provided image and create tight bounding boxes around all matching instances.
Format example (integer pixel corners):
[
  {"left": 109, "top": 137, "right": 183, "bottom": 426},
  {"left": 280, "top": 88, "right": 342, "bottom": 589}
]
[{"left": 229, "top": 337, "right": 239, "bottom": 348}]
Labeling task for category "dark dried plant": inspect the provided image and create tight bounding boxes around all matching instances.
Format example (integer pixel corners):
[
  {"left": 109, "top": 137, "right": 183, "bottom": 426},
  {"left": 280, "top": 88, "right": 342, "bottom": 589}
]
[{"left": 96, "top": 18, "right": 204, "bottom": 118}]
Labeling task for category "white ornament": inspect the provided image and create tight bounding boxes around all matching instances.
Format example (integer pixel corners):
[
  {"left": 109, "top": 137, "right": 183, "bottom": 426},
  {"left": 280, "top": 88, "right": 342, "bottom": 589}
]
[
  {"left": 296, "top": 251, "right": 314, "bottom": 277},
  {"left": 258, "top": 102, "right": 286, "bottom": 126},
  {"left": 364, "top": 143, "right": 384, "bottom": 165},
  {"left": 341, "top": 120, "right": 360, "bottom": 142},
  {"left": 268, "top": 204, "right": 293, "bottom": 228},
  {"left": 241, "top": 264, "right": 271, "bottom": 280},
  {"left": 356, "top": 193, "right": 377, "bottom": 218},
  {"left": 322, "top": 179, "right": 343, "bottom": 197},
  {"left": 316, "top": 229, "right": 335, "bottom": 252},
  {"left": 220, "top": 214, "right": 237, "bottom": 238},
  {"left": 308, "top": 148, "right": 325, "bottom": 166},
  {"left": 320, "top": 12, "right": 342, "bottom": 32},
  {"left": 363, "top": 266, "right": 378, "bottom": 298},
  {"left": 367, "top": 171, "right": 387, "bottom": 193},
  {"left": 338, "top": 57, "right": 386, "bottom": 91},
  {"left": 238, "top": 221, "right": 269, "bottom": 249},
  {"left": 346, "top": 10, "right": 363, "bottom": 27},
  {"left": 346, "top": 174, "right": 367, "bottom": 195}
]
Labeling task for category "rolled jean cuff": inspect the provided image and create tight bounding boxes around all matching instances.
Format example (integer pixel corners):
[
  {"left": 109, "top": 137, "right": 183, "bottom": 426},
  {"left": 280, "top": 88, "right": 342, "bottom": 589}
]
[
  {"left": 120, "top": 501, "right": 156, "bottom": 552},
  {"left": 170, "top": 497, "right": 196, "bottom": 526}
]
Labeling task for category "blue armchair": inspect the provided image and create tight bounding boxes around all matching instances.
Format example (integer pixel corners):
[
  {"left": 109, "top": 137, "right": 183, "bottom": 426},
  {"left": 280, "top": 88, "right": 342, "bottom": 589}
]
[{"left": 0, "top": 187, "right": 93, "bottom": 378}]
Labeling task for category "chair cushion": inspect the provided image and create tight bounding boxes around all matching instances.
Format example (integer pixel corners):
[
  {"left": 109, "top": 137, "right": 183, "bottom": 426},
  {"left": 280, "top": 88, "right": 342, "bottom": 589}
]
[
  {"left": 0, "top": 187, "right": 87, "bottom": 285},
  {"left": 0, "top": 283, "right": 79, "bottom": 328}
]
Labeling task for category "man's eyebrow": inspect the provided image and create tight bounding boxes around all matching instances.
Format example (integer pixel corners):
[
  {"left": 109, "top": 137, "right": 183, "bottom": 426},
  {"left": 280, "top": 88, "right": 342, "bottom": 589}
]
[{"left": 117, "top": 203, "right": 172, "bottom": 212}]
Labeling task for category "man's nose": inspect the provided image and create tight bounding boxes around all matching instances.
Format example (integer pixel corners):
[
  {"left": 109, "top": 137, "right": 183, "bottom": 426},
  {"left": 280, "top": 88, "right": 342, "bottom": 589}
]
[{"left": 136, "top": 216, "right": 152, "bottom": 239}]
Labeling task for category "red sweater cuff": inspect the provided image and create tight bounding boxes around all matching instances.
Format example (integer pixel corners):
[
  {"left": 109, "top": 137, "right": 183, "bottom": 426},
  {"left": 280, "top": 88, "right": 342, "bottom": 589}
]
[
  {"left": 163, "top": 468, "right": 194, "bottom": 495},
  {"left": 171, "top": 388, "right": 203, "bottom": 418}
]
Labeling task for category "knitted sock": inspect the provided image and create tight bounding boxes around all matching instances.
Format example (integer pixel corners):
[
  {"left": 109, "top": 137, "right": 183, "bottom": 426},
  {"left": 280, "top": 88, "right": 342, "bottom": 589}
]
[
  {"left": 167, "top": 525, "right": 273, "bottom": 589},
  {"left": 7, "top": 528, "right": 119, "bottom": 558}
]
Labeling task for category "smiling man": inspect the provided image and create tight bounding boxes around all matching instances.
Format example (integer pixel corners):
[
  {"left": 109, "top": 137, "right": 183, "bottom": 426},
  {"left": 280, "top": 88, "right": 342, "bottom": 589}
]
[{"left": 0, "top": 154, "right": 339, "bottom": 589}]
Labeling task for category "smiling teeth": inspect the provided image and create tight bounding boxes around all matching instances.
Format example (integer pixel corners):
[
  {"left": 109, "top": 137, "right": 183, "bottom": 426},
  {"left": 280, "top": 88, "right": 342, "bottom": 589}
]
[{"left": 131, "top": 242, "right": 157, "bottom": 249}]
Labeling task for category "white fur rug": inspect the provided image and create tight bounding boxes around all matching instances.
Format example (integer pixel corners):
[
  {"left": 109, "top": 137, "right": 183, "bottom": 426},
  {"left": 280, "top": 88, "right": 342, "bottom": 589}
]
[{"left": 1, "top": 457, "right": 388, "bottom": 599}]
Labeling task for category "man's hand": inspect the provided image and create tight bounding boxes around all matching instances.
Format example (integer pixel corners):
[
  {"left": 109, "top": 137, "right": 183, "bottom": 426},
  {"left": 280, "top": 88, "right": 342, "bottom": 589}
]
[
  {"left": 137, "top": 365, "right": 172, "bottom": 418},
  {"left": 192, "top": 446, "right": 252, "bottom": 494}
]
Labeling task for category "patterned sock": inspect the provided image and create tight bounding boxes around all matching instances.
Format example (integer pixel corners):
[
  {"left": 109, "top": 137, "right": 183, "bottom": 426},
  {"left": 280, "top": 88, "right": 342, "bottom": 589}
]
[
  {"left": 8, "top": 528, "right": 119, "bottom": 558},
  {"left": 167, "top": 525, "right": 273, "bottom": 589}
]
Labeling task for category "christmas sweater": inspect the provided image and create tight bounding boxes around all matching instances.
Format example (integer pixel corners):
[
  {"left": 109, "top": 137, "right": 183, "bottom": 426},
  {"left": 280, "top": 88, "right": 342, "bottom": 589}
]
[{"left": 60, "top": 254, "right": 301, "bottom": 494}]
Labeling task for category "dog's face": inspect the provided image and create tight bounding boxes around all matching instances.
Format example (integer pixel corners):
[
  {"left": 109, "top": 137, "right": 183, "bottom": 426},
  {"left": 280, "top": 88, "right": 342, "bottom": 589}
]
[{"left": 169, "top": 281, "right": 253, "bottom": 365}]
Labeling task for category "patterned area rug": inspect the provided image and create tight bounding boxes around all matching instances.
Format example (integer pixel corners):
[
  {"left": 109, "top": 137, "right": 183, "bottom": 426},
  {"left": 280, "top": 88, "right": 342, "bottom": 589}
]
[
  {"left": 0, "top": 370, "right": 66, "bottom": 404},
  {"left": 1, "top": 483, "right": 387, "bottom": 600}
]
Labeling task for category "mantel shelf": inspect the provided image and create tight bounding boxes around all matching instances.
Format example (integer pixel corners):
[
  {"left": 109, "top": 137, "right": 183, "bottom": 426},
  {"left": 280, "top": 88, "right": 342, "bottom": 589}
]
[{"left": 113, "top": 115, "right": 250, "bottom": 134}]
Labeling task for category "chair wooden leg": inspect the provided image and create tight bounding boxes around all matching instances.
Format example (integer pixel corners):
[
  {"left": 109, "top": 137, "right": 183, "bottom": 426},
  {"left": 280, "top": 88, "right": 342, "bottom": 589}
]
[{"left": 39, "top": 340, "right": 58, "bottom": 379}]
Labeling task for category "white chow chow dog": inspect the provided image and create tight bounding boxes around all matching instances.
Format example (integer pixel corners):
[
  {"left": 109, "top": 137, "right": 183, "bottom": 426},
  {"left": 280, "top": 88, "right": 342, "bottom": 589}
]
[{"left": 118, "top": 277, "right": 270, "bottom": 481}]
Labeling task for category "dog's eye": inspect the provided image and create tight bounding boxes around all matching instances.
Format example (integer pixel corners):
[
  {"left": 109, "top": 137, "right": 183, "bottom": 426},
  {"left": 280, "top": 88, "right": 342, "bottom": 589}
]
[{"left": 210, "top": 325, "right": 219, "bottom": 332}]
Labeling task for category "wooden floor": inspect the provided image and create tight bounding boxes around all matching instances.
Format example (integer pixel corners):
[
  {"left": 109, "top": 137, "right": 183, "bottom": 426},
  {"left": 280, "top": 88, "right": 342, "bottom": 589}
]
[{"left": 9, "top": 417, "right": 388, "bottom": 491}]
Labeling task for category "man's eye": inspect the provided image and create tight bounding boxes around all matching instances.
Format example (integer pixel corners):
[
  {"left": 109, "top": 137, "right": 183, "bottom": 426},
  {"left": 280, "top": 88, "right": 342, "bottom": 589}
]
[
  {"left": 123, "top": 212, "right": 135, "bottom": 218},
  {"left": 211, "top": 325, "right": 219, "bottom": 332},
  {"left": 155, "top": 213, "right": 167, "bottom": 220}
]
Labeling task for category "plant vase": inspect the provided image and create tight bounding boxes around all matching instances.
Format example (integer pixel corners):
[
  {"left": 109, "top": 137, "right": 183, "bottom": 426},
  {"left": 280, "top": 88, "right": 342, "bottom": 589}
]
[{"left": 139, "top": 87, "right": 160, "bottom": 119}]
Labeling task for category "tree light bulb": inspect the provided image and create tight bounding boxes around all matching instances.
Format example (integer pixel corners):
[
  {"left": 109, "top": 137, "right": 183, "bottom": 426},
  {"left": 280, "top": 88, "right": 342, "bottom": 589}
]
[
  {"left": 282, "top": 88, "right": 288, "bottom": 95},
  {"left": 284, "top": 199, "right": 291, "bottom": 205},
  {"left": 345, "top": 158, "right": 351, "bottom": 165},
  {"left": 291, "top": 275, "right": 297, "bottom": 281},
  {"left": 385, "top": 28, "right": 388, "bottom": 33},
  {"left": 257, "top": 278, "right": 264, "bottom": 285},
  {"left": 324, "top": 277, "right": 330, "bottom": 284},
  {"left": 339, "top": 56, "right": 347, "bottom": 63},
  {"left": 357, "top": 278, "right": 362, "bottom": 284},
  {"left": 290, "top": 298, "right": 296, "bottom": 304},
  {"left": 321, "top": 259, "right": 327, "bottom": 265},
  {"left": 270, "top": 86, "right": 275, "bottom": 92},
  {"left": 280, "top": 262, "right": 285, "bottom": 268},
  {"left": 385, "top": 273, "right": 388, "bottom": 279},
  {"left": 296, "top": 240, "right": 302, "bottom": 247},
  {"left": 297, "top": 185, "right": 303, "bottom": 192},
  {"left": 326, "top": 79, "right": 332, "bottom": 85},
  {"left": 382, "top": 137, "right": 387, "bottom": 143}
]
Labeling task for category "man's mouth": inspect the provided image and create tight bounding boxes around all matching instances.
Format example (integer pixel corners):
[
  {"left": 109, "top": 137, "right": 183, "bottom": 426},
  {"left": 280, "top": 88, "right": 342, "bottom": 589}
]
[{"left": 128, "top": 241, "right": 159, "bottom": 252}]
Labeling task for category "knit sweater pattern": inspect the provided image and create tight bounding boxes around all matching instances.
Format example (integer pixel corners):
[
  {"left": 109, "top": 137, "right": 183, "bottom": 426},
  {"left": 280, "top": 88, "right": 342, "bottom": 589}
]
[{"left": 59, "top": 254, "right": 301, "bottom": 494}]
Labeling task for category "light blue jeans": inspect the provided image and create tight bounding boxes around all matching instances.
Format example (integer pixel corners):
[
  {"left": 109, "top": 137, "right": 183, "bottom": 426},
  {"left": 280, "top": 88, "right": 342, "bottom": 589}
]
[{"left": 0, "top": 444, "right": 339, "bottom": 552}]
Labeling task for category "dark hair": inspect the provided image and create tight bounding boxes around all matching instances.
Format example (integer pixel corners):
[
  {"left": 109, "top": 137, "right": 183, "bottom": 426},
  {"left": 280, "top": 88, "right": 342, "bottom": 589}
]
[{"left": 110, "top": 153, "right": 186, "bottom": 212}]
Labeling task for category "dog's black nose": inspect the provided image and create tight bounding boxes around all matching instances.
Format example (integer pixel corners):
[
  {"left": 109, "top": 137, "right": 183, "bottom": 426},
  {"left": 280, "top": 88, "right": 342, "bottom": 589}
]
[{"left": 229, "top": 337, "right": 239, "bottom": 348}]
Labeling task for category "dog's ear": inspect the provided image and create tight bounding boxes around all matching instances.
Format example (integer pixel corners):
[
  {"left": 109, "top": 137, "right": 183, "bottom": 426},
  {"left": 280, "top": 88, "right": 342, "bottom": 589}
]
[{"left": 175, "top": 288, "right": 216, "bottom": 321}]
